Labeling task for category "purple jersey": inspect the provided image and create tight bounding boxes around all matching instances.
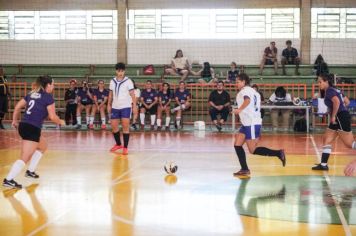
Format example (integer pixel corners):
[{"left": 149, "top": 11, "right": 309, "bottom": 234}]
[
  {"left": 175, "top": 89, "right": 190, "bottom": 104},
  {"left": 141, "top": 89, "right": 158, "bottom": 104},
  {"left": 93, "top": 88, "right": 109, "bottom": 104},
  {"left": 324, "top": 87, "right": 347, "bottom": 114},
  {"left": 158, "top": 91, "right": 171, "bottom": 105},
  {"left": 22, "top": 91, "right": 55, "bottom": 128},
  {"left": 76, "top": 87, "right": 93, "bottom": 104}
]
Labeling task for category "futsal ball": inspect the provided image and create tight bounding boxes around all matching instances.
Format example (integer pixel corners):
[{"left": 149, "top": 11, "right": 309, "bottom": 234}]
[
  {"left": 164, "top": 174, "right": 178, "bottom": 185},
  {"left": 164, "top": 162, "right": 178, "bottom": 174},
  {"left": 293, "top": 97, "right": 302, "bottom": 106}
]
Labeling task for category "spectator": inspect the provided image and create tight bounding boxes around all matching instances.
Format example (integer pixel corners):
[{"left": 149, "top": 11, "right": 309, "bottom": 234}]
[
  {"left": 225, "top": 62, "right": 240, "bottom": 83},
  {"left": 75, "top": 80, "right": 93, "bottom": 129},
  {"left": 171, "top": 81, "right": 191, "bottom": 129},
  {"left": 269, "top": 86, "right": 292, "bottom": 131},
  {"left": 281, "top": 40, "right": 300, "bottom": 75},
  {"left": 208, "top": 81, "right": 231, "bottom": 131},
  {"left": 314, "top": 54, "right": 329, "bottom": 77},
  {"left": 0, "top": 75, "right": 10, "bottom": 129},
  {"left": 64, "top": 79, "right": 78, "bottom": 127},
  {"left": 157, "top": 82, "right": 172, "bottom": 131},
  {"left": 131, "top": 80, "right": 140, "bottom": 130},
  {"left": 140, "top": 80, "right": 158, "bottom": 131},
  {"left": 193, "top": 62, "right": 216, "bottom": 83},
  {"left": 89, "top": 80, "right": 109, "bottom": 130},
  {"left": 164, "top": 49, "right": 192, "bottom": 81},
  {"left": 251, "top": 84, "right": 265, "bottom": 118},
  {"left": 259, "top": 41, "right": 278, "bottom": 75}
]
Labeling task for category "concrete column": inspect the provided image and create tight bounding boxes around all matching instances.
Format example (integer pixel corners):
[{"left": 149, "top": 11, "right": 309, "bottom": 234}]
[
  {"left": 300, "top": 0, "right": 311, "bottom": 64},
  {"left": 117, "top": 0, "right": 127, "bottom": 63}
]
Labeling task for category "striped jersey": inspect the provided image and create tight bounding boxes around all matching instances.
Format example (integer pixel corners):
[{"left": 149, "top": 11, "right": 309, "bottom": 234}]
[{"left": 109, "top": 76, "right": 134, "bottom": 109}]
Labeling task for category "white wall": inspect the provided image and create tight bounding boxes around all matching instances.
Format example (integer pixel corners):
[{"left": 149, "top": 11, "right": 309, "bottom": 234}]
[
  {"left": 311, "top": 39, "right": 356, "bottom": 64},
  {"left": 0, "top": 40, "right": 117, "bottom": 64}
]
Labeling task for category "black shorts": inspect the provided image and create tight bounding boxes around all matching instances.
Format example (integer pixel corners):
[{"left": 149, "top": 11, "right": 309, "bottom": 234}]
[
  {"left": 18, "top": 122, "right": 41, "bottom": 142},
  {"left": 140, "top": 104, "right": 157, "bottom": 115},
  {"left": 265, "top": 59, "right": 274, "bottom": 65},
  {"left": 0, "top": 96, "right": 8, "bottom": 114},
  {"left": 328, "top": 111, "right": 351, "bottom": 132}
]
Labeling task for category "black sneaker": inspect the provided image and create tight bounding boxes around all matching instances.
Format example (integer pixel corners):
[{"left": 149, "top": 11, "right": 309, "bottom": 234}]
[
  {"left": 216, "top": 124, "right": 222, "bottom": 132},
  {"left": 131, "top": 123, "right": 138, "bottom": 130},
  {"left": 0, "top": 122, "right": 4, "bottom": 129},
  {"left": 278, "top": 149, "right": 286, "bottom": 167},
  {"left": 75, "top": 124, "right": 81, "bottom": 129},
  {"left": 312, "top": 163, "right": 329, "bottom": 171},
  {"left": 3, "top": 179, "right": 22, "bottom": 189},
  {"left": 25, "top": 170, "right": 39, "bottom": 179}
]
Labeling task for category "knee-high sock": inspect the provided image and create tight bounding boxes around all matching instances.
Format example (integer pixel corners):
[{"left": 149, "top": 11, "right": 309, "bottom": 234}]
[
  {"left": 140, "top": 113, "right": 145, "bottom": 125},
  {"left": 321, "top": 145, "right": 332, "bottom": 165},
  {"left": 253, "top": 147, "right": 281, "bottom": 157},
  {"left": 28, "top": 150, "right": 43, "bottom": 172},
  {"left": 76, "top": 116, "right": 82, "bottom": 125},
  {"left": 113, "top": 131, "right": 121, "bottom": 146},
  {"left": 150, "top": 115, "right": 156, "bottom": 125},
  {"left": 86, "top": 116, "right": 90, "bottom": 124},
  {"left": 89, "top": 116, "right": 94, "bottom": 125},
  {"left": 176, "top": 117, "right": 181, "bottom": 126},
  {"left": 234, "top": 146, "right": 248, "bottom": 170},
  {"left": 6, "top": 160, "right": 25, "bottom": 180},
  {"left": 101, "top": 117, "right": 106, "bottom": 125},
  {"left": 165, "top": 117, "right": 171, "bottom": 127},
  {"left": 157, "top": 119, "right": 162, "bottom": 127},
  {"left": 123, "top": 133, "right": 130, "bottom": 148}
]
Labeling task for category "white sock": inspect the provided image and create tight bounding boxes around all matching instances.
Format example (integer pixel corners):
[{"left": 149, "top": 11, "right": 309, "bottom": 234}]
[
  {"left": 176, "top": 117, "right": 181, "bottom": 126},
  {"left": 86, "top": 116, "right": 90, "bottom": 124},
  {"left": 173, "top": 106, "right": 181, "bottom": 112},
  {"left": 6, "top": 160, "right": 25, "bottom": 180},
  {"left": 89, "top": 116, "right": 94, "bottom": 125},
  {"left": 352, "top": 141, "right": 356, "bottom": 149},
  {"left": 150, "top": 115, "right": 156, "bottom": 125},
  {"left": 321, "top": 163, "right": 327, "bottom": 166},
  {"left": 28, "top": 150, "right": 43, "bottom": 172},
  {"left": 76, "top": 116, "right": 82, "bottom": 125},
  {"left": 101, "top": 117, "right": 106, "bottom": 125},
  {"left": 157, "top": 119, "right": 162, "bottom": 127},
  {"left": 140, "top": 113, "right": 145, "bottom": 125},
  {"left": 165, "top": 117, "right": 171, "bottom": 127}
]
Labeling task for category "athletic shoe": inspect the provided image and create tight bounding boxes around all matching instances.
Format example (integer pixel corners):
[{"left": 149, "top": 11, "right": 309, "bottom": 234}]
[
  {"left": 157, "top": 126, "right": 162, "bottom": 131},
  {"left": 131, "top": 123, "right": 138, "bottom": 130},
  {"left": 87, "top": 124, "right": 90, "bottom": 129},
  {"left": 278, "top": 149, "right": 286, "bottom": 167},
  {"left": 140, "top": 124, "right": 145, "bottom": 131},
  {"left": 110, "top": 145, "right": 123, "bottom": 152},
  {"left": 312, "top": 163, "right": 329, "bottom": 171},
  {"left": 123, "top": 148, "right": 128, "bottom": 155},
  {"left": 216, "top": 124, "right": 222, "bottom": 132},
  {"left": 165, "top": 126, "right": 170, "bottom": 131},
  {"left": 101, "top": 124, "right": 106, "bottom": 130},
  {"left": 75, "top": 124, "right": 81, "bottom": 129},
  {"left": 150, "top": 125, "right": 154, "bottom": 131},
  {"left": 233, "top": 169, "right": 250, "bottom": 178},
  {"left": 89, "top": 124, "right": 94, "bottom": 130},
  {"left": 0, "top": 122, "right": 5, "bottom": 129},
  {"left": 25, "top": 170, "right": 39, "bottom": 179},
  {"left": 2, "top": 179, "right": 22, "bottom": 189}
]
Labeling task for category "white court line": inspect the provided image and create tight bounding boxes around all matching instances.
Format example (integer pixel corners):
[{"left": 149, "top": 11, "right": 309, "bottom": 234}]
[{"left": 309, "top": 135, "right": 352, "bottom": 236}]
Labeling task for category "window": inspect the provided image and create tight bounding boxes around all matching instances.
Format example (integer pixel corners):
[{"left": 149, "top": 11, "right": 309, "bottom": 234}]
[
  {"left": 0, "top": 11, "right": 9, "bottom": 39},
  {"left": 14, "top": 11, "right": 35, "bottom": 39}
]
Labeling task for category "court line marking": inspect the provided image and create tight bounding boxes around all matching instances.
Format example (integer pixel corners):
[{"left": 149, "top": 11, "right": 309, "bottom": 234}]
[{"left": 309, "top": 135, "right": 352, "bottom": 236}]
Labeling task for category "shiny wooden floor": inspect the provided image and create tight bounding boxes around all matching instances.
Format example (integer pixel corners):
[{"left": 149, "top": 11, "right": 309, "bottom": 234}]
[{"left": 0, "top": 129, "right": 356, "bottom": 236}]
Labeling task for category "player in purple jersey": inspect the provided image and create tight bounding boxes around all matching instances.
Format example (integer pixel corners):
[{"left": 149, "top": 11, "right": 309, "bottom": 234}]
[
  {"left": 157, "top": 82, "right": 172, "bottom": 131},
  {"left": 312, "top": 74, "right": 356, "bottom": 176},
  {"left": 75, "top": 80, "right": 93, "bottom": 129},
  {"left": 139, "top": 80, "right": 158, "bottom": 130},
  {"left": 89, "top": 80, "right": 109, "bottom": 130},
  {"left": 2, "top": 76, "right": 64, "bottom": 189},
  {"left": 172, "top": 81, "right": 191, "bottom": 129}
]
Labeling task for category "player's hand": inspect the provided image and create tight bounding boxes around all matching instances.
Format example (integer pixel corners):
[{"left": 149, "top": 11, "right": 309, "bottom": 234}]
[
  {"left": 234, "top": 108, "right": 241, "bottom": 115},
  {"left": 330, "top": 116, "right": 336, "bottom": 124},
  {"left": 344, "top": 160, "right": 356, "bottom": 176},
  {"left": 11, "top": 120, "right": 19, "bottom": 129}
]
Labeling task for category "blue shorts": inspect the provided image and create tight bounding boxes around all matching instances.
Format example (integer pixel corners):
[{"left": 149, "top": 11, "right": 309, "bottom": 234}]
[
  {"left": 239, "top": 125, "right": 261, "bottom": 140},
  {"left": 111, "top": 108, "right": 131, "bottom": 119}
]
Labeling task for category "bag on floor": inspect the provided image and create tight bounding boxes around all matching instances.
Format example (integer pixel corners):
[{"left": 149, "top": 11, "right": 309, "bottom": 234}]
[{"left": 143, "top": 65, "right": 155, "bottom": 75}]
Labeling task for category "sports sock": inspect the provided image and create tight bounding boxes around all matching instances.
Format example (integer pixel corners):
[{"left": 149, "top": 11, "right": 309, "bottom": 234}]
[
  {"left": 165, "top": 117, "right": 171, "bottom": 127},
  {"left": 6, "top": 160, "right": 25, "bottom": 181},
  {"left": 140, "top": 113, "right": 145, "bottom": 125},
  {"left": 157, "top": 119, "right": 162, "bottom": 127},
  {"left": 234, "top": 146, "right": 249, "bottom": 170},
  {"left": 123, "top": 133, "right": 130, "bottom": 148},
  {"left": 150, "top": 115, "right": 156, "bottom": 126},
  {"left": 253, "top": 147, "right": 281, "bottom": 157},
  {"left": 321, "top": 145, "right": 332, "bottom": 165},
  {"left": 76, "top": 116, "right": 82, "bottom": 125},
  {"left": 113, "top": 131, "right": 121, "bottom": 146},
  {"left": 101, "top": 117, "right": 106, "bottom": 125},
  {"left": 28, "top": 150, "right": 43, "bottom": 172}
]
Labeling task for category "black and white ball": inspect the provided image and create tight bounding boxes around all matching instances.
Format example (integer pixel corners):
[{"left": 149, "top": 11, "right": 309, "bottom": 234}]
[
  {"left": 293, "top": 97, "right": 302, "bottom": 106},
  {"left": 164, "top": 162, "right": 178, "bottom": 174}
]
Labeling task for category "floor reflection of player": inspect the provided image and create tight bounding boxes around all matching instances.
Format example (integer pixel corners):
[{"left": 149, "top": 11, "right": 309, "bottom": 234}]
[{"left": 3, "top": 184, "right": 48, "bottom": 235}]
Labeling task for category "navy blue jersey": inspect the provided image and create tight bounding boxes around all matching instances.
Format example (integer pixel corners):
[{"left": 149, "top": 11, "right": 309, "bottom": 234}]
[
  {"left": 324, "top": 87, "right": 347, "bottom": 114},
  {"left": 76, "top": 87, "right": 93, "bottom": 104},
  {"left": 22, "top": 91, "right": 55, "bottom": 128},
  {"left": 227, "top": 69, "right": 239, "bottom": 83},
  {"left": 175, "top": 89, "right": 190, "bottom": 104},
  {"left": 93, "top": 88, "right": 109, "bottom": 104},
  {"left": 141, "top": 89, "right": 158, "bottom": 104},
  {"left": 158, "top": 91, "right": 172, "bottom": 105}
]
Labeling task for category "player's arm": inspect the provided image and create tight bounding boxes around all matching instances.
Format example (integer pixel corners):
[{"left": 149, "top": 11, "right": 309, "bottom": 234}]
[
  {"left": 331, "top": 96, "right": 340, "bottom": 123},
  {"left": 343, "top": 95, "right": 350, "bottom": 107},
  {"left": 151, "top": 96, "right": 158, "bottom": 107},
  {"left": 107, "top": 90, "right": 113, "bottom": 109},
  {"left": 12, "top": 99, "right": 27, "bottom": 128},
  {"left": 93, "top": 95, "right": 99, "bottom": 107},
  {"left": 102, "top": 96, "right": 108, "bottom": 107},
  {"left": 47, "top": 104, "right": 65, "bottom": 126},
  {"left": 130, "top": 89, "right": 137, "bottom": 114},
  {"left": 234, "top": 96, "right": 250, "bottom": 114}
]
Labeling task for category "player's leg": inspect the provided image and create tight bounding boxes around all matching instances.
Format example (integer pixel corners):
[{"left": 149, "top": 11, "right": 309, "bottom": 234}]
[
  {"left": 149, "top": 105, "right": 157, "bottom": 131},
  {"left": 233, "top": 130, "right": 249, "bottom": 177},
  {"left": 175, "top": 109, "right": 182, "bottom": 129},
  {"left": 76, "top": 103, "right": 83, "bottom": 129},
  {"left": 110, "top": 109, "right": 123, "bottom": 152},
  {"left": 86, "top": 104, "right": 92, "bottom": 129},
  {"left": 164, "top": 106, "right": 171, "bottom": 130},
  {"left": 140, "top": 106, "right": 146, "bottom": 130},
  {"left": 157, "top": 106, "right": 163, "bottom": 130},
  {"left": 121, "top": 107, "right": 132, "bottom": 155},
  {"left": 26, "top": 136, "right": 48, "bottom": 179},
  {"left": 312, "top": 128, "right": 338, "bottom": 170},
  {"left": 89, "top": 104, "right": 97, "bottom": 129},
  {"left": 99, "top": 105, "right": 107, "bottom": 129}
]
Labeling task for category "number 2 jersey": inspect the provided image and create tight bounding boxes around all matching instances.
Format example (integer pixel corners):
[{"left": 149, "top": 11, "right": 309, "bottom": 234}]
[
  {"left": 22, "top": 91, "right": 55, "bottom": 128},
  {"left": 236, "top": 86, "right": 262, "bottom": 126}
]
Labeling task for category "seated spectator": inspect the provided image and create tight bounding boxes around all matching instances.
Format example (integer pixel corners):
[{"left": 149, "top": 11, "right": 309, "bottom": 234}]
[
  {"left": 164, "top": 49, "right": 192, "bottom": 81},
  {"left": 269, "top": 86, "right": 292, "bottom": 131},
  {"left": 0, "top": 75, "right": 10, "bottom": 129},
  {"left": 140, "top": 80, "right": 158, "bottom": 130},
  {"left": 64, "top": 79, "right": 78, "bottom": 127},
  {"left": 193, "top": 62, "right": 216, "bottom": 83},
  {"left": 171, "top": 81, "right": 191, "bottom": 129},
  {"left": 131, "top": 80, "right": 140, "bottom": 130},
  {"left": 75, "top": 80, "right": 93, "bottom": 129},
  {"left": 259, "top": 41, "right": 278, "bottom": 75},
  {"left": 314, "top": 54, "right": 329, "bottom": 77},
  {"left": 89, "top": 80, "right": 109, "bottom": 130},
  {"left": 208, "top": 81, "right": 231, "bottom": 131},
  {"left": 281, "top": 40, "right": 300, "bottom": 75},
  {"left": 157, "top": 82, "right": 172, "bottom": 131},
  {"left": 252, "top": 84, "right": 265, "bottom": 118},
  {"left": 225, "top": 62, "right": 240, "bottom": 83}
]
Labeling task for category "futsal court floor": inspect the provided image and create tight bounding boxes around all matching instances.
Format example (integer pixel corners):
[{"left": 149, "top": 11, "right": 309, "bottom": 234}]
[{"left": 0, "top": 129, "right": 356, "bottom": 236}]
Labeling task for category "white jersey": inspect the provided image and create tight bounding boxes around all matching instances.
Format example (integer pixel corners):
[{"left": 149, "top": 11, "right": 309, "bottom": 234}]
[
  {"left": 236, "top": 86, "right": 262, "bottom": 126},
  {"left": 109, "top": 76, "right": 134, "bottom": 109}
]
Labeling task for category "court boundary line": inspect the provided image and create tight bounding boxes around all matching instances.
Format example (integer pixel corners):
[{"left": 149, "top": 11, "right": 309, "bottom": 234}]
[{"left": 309, "top": 135, "right": 352, "bottom": 236}]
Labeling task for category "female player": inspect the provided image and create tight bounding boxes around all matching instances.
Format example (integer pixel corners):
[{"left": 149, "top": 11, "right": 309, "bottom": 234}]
[
  {"left": 233, "top": 73, "right": 286, "bottom": 178},
  {"left": 89, "top": 80, "right": 109, "bottom": 130},
  {"left": 2, "top": 76, "right": 64, "bottom": 189},
  {"left": 312, "top": 74, "right": 356, "bottom": 173},
  {"left": 139, "top": 80, "right": 158, "bottom": 130},
  {"left": 172, "top": 81, "right": 191, "bottom": 129},
  {"left": 157, "top": 82, "right": 172, "bottom": 131},
  {"left": 108, "top": 63, "right": 137, "bottom": 155},
  {"left": 75, "top": 80, "right": 93, "bottom": 129}
]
